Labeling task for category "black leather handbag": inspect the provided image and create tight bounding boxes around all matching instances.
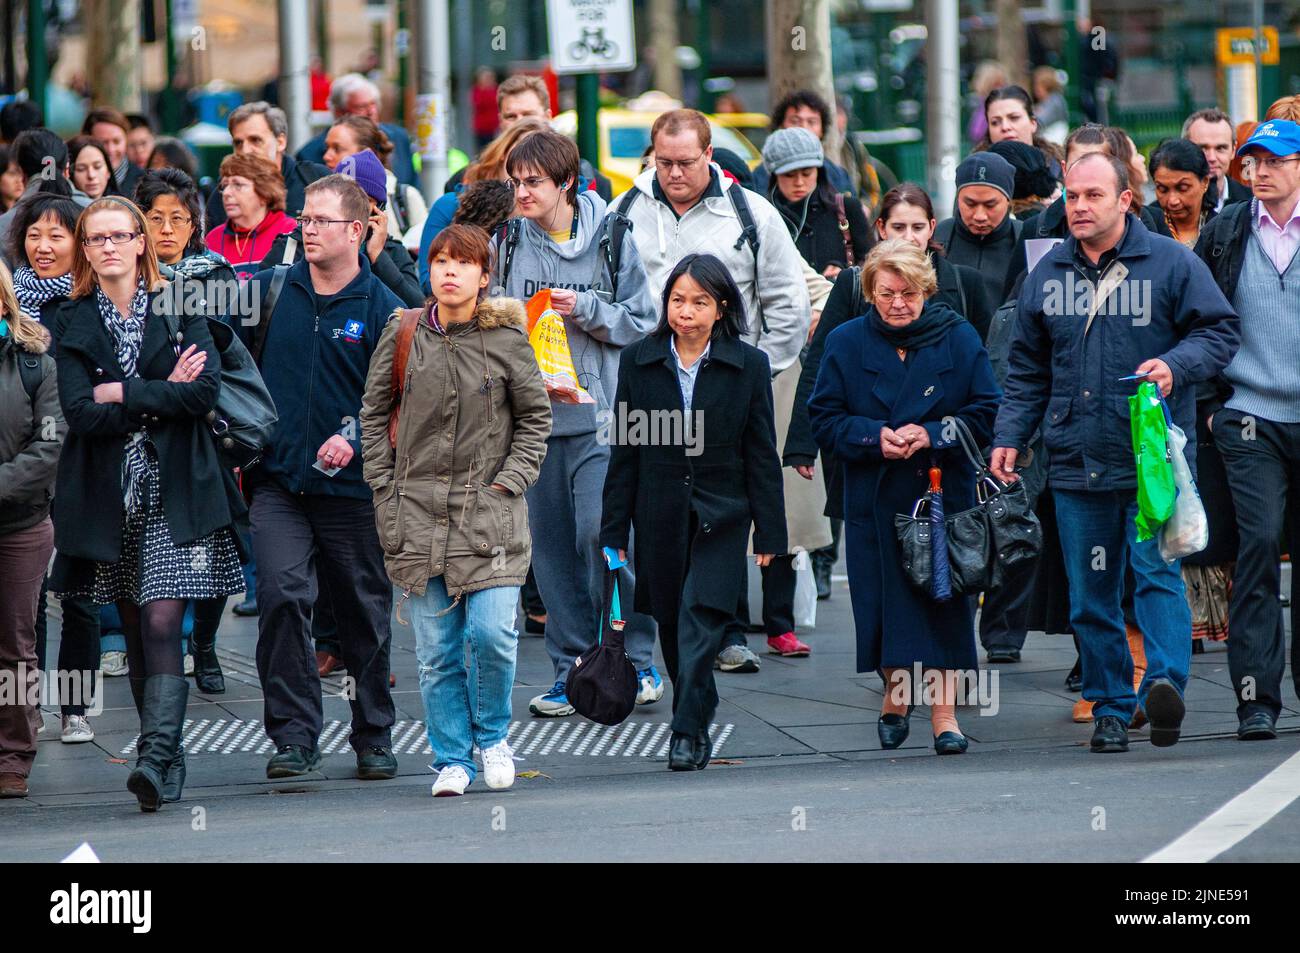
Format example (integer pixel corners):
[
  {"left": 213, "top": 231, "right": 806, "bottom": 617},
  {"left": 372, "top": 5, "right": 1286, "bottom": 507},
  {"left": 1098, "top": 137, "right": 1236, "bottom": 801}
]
[
  {"left": 895, "top": 416, "right": 1042, "bottom": 597},
  {"left": 565, "top": 569, "right": 638, "bottom": 726}
]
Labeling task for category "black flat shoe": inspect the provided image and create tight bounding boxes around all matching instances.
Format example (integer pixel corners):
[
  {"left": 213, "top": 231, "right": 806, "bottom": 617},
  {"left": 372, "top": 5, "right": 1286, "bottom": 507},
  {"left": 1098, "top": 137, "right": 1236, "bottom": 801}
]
[
  {"left": 877, "top": 710, "right": 912, "bottom": 749},
  {"left": 1065, "top": 657, "right": 1083, "bottom": 692},
  {"left": 933, "top": 731, "right": 968, "bottom": 755},
  {"left": 693, "top": 730, "right": 712, "bottom": 770},
  {"left": 668, "top": 732, "right": 698, "bottom": 771},
  {"left": 266, "top": 744, "right": 323, "bottom": 779},
  {"left": 1090, "top": 715, "right": 1129, "bottom": 753},
  {"left": 986, "top": 647, "right": 1021, "bottom": 663},
  {"left": 1144, "top": 678, "right": 1185, "bottom": 748},
  {"left": 1237, "top": 711, "right": 1277, "bottom": 741}
]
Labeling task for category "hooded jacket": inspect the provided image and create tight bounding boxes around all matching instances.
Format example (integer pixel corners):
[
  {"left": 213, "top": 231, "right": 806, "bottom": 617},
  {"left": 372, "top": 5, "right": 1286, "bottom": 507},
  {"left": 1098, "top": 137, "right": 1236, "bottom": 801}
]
[
  {"left": 936, "top": 211, "right": 1021, "bottom": 308},
  {"left": 489, "top": 189, "right": 658, "bottom": 436},
  {"left": 0, "top": 321, "right": 64, "bottom": 536},
  {"left": 617, "top": 165, "right": 812, "bottom": 374},
  {"left": 359, "top": 297, "right": 552, "bottom": 601}
]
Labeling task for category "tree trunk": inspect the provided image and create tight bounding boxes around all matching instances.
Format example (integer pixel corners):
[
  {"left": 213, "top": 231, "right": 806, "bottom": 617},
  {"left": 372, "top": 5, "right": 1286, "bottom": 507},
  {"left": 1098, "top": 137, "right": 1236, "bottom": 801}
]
[
  {"left": 85, "top": 0, "right": 142, "bottom": 111},
  {"left": 765, "top": 0, "right": 841, "bottom": 162},
  {"left": 995, "top": 0, "right": 1027, "bottom": 89},
  {"left": 649, "top": 0, "right": 681, "bottom": 99}
]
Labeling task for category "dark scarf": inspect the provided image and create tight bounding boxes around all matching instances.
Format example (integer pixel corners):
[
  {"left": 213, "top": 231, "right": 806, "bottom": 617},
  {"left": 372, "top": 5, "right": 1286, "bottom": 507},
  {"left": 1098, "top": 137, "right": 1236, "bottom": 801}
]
[
  {"left": 12, "top": 267, "right": 72, "bottom": 318},
  {"left": 95, "top": 281, "right": 153, "bottom": 514},
  {"left": 869, "top": 301, "right": 965, "bottom": 351}
]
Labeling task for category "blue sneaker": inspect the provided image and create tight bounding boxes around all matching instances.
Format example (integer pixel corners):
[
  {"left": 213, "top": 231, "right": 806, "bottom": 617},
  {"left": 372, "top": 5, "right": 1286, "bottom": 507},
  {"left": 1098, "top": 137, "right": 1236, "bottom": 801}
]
[
  {"left": 529, "top": 680, "right": 575, "bottom": 717},
  {"left": 636, "top": 666, "right": 664, "bottom": 705}
]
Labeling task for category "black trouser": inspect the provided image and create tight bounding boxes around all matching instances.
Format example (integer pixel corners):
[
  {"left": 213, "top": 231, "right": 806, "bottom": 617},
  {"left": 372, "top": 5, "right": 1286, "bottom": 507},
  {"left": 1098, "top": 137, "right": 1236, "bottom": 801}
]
[
  {"left": 35, "top": 579, "right": 101, "bottom": 717},
  {"left": 720, "top": 553, "right": 797, "bottom": 647},
  {"left": 312, "top": 589, "right": 341, "bottom": 657},
  {"left": 251, "top": 484, "right": 394, "bottom": 752},
  {"left": 811, "top": 518, "right": 842, "bottom": 569},
  {"left": 521, "top": 566, "right": 546, "bottom": 618},
  {"left": 658, "top": 513, "right": 733, "bottom": 736},
  {"left": 978, "top": 560, "right": 1036, "bottom": 652},
  {"left": 1213, "top": 411, "right": 1300, "bottom": 720}
]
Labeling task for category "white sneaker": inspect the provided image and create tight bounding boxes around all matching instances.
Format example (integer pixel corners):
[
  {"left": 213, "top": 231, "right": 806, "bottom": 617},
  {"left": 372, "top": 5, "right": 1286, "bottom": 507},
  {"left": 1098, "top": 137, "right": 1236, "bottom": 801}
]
[
  {"left": 431, "top": 765, "right": 471, "bottom": 797},
  {"left": 183, "top": 653, "right": 195, "bottom": 675},
  {"left": 481, "top": 741, "right": 516, "bottom": 790},
  {"left": 101, "top": 651, "right": 128, "bottom": 677},
  {"left": 61, "top": 715, "right": 94, "bottom": 744}
]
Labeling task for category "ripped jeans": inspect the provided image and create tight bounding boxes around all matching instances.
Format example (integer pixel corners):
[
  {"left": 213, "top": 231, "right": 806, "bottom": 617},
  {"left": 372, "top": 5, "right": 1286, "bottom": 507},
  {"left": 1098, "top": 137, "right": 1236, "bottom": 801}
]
[{"left": 406, "top": 576, "right": 519, "bottom": 781}]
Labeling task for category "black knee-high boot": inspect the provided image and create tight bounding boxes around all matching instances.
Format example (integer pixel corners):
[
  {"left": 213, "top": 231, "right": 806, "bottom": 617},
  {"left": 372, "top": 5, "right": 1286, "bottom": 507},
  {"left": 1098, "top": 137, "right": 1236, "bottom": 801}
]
[
  {"left": 130, "top": 675, "right": 187, "bottom": 802},
  {"left": 127, "top": 674, "right": 188, "bottom": 812},
  {"left": 191, "top": 598, "right": 226, "bottom": 694}
]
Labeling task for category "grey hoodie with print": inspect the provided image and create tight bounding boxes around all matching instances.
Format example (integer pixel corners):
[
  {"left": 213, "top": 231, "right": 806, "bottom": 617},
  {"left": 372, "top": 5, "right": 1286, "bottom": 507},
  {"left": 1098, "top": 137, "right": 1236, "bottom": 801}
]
[{"left": 489, "top": 189, "right": 658, "bottom": 437}]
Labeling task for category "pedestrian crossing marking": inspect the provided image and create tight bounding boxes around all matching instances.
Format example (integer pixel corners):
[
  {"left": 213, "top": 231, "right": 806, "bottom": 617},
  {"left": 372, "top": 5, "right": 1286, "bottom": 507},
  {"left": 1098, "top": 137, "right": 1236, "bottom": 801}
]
[{"left": 119, "top": 719, "right": 733, "bottom": 759}]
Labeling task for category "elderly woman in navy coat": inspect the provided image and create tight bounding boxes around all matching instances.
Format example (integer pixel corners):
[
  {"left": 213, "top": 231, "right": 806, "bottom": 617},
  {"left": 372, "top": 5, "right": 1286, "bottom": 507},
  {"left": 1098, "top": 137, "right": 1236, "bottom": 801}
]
[{"left": 809, "top": 240, "right": 1000, "bottom": 755}]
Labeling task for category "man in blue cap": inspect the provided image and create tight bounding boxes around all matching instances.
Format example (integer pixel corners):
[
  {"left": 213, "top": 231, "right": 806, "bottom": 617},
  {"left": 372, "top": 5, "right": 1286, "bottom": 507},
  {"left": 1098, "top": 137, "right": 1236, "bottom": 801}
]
[{"left": 1195, "top": 118, "right": 1300, "bottom": 741}]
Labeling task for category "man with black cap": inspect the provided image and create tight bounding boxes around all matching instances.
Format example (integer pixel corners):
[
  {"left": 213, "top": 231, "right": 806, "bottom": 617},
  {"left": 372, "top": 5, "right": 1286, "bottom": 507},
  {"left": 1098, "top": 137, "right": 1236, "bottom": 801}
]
[
  {"left": 935, "top": 152, "right": 1022, "bottom": 308},
  {"left": 1195, "top": 118, "right": 1300, "bottom": 741}
]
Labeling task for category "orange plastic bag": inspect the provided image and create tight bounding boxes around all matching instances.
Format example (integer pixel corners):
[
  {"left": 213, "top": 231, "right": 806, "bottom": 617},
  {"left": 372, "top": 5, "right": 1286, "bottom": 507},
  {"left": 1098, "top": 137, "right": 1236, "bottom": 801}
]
[{"left": 526, "top": 290, "right": 595, "bottom": 404}]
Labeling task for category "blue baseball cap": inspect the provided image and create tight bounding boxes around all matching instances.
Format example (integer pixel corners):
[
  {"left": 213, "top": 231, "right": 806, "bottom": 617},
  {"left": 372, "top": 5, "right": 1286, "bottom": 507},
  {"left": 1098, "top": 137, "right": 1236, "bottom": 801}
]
[{"left": 1236, "top": 119, "right": 1300, "bottom": 158}]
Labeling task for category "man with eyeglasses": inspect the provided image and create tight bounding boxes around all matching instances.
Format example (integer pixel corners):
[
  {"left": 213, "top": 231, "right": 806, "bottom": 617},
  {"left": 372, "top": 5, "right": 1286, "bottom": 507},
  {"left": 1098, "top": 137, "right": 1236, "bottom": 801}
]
[
  {"left": 1194, "top": 119, "right": 1300, "bottom": 741},
  {"left": 240, "top": 175, "right": 401, "bottom": 782},
  {"left": 1183, "top": 109, "right": 1253, "bottom": 213},
  {"left": 205, "top": 102, "right": 330, "bottom": 231}
]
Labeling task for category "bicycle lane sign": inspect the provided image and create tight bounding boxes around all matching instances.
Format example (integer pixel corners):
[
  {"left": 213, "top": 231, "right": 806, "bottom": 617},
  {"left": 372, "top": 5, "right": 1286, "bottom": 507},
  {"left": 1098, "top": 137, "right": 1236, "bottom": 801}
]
[{"left": 547, "top": 0, "right": 637, "bottom": 74}]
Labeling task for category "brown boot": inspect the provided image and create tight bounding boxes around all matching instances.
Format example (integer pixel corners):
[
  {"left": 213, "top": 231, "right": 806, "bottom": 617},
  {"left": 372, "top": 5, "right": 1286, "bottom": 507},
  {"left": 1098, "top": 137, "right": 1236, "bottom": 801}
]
[
  {"left": 1128, "top": 624, "right": 1148, "bottom": 729},
  {"left": 1072, "top": 698, "right": 1094, "bottom": 723},
  {"left": 0, "top": 772, "right": 29, "bottom": 798}
]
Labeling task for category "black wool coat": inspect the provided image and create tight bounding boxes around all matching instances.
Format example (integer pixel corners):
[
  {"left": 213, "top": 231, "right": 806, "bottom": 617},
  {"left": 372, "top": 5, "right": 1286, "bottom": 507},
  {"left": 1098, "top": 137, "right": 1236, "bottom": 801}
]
[
  {"left": 600, "top": 332, "right": 787, "bottom": 623},
  {"left": 47, "top": 293, "right": 244, "bottom": 567}
]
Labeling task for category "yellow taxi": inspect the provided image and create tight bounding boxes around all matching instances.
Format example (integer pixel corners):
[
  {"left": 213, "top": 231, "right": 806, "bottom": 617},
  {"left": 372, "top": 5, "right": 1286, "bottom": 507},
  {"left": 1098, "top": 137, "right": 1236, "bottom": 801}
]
[{"left": 551, "top": 106, "right": 766, "bottom": 195}]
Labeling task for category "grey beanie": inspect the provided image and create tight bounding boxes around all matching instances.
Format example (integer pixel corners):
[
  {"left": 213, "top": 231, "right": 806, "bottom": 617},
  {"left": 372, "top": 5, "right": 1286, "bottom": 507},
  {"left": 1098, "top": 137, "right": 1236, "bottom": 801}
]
[
  {"left": 762, "top": 126, "right": 824, "bottom": 176},
  {"left": 954, "top": 152, "right": 1016, "bottom": 201}
]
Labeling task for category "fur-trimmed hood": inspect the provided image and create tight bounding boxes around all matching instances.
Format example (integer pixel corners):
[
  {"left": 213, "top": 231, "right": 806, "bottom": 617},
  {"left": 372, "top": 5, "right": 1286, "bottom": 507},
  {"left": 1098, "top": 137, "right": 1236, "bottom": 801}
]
[
  {"left": 1, "top": 318, "right": 51, "bottom": 355},
  {"left": 473, "top": 295, "right": 526, "bottom": 330}
]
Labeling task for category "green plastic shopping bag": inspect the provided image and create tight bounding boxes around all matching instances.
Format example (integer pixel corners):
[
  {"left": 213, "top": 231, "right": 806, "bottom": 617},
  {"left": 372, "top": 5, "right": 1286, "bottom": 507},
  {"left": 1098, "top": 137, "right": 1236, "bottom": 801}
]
[{"left": 1128, "top": 381, "right": 1175, "bottom": 541}]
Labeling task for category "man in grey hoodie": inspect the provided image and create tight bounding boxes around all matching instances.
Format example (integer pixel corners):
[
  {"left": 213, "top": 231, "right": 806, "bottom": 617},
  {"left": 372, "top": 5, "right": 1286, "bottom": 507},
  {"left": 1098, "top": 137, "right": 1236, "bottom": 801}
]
[{"left": 488, "top": 129, "right": 663, "bottom": 716}]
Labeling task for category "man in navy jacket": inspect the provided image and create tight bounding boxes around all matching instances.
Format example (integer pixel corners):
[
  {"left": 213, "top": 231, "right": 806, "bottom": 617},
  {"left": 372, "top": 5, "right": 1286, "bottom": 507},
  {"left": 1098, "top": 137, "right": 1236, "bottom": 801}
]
[
  {"left": 241, "top": 175, "right": 401, "bottom": 781},
  {"left": 992, "top": 152, "right": 1239, "bottom": 754}
]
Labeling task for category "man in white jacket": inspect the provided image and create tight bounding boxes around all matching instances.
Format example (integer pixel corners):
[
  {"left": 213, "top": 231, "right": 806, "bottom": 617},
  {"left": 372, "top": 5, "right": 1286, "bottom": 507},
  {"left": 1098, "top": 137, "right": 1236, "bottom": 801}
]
[
  {"left": 616, "top": 109, "right": 818, "bottom": 673},
  {"left": 615, "top": 109, "right": 814, "bottom": 376}
]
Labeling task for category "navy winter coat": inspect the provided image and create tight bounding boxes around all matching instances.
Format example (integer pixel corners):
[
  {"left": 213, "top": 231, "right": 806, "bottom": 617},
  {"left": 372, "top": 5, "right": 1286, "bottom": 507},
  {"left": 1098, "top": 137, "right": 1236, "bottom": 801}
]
[
  {"left": 808, "top": 303, "right": 1001, "bottom": 673},
  {"left": 993, "top": 215, "right": 1239, "bottom": 492}
]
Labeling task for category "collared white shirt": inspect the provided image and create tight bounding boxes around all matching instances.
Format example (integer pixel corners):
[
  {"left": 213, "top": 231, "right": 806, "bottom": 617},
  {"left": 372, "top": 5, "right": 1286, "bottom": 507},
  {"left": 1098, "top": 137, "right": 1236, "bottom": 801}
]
[
  {"left": 1255, "top": 195, "right": 1300, "bottom": 274},
  {"left": 670, "top": 336, "right": 711, "bottom": 414},
  {"left": 1215, "top": 175, "right": 1229, "bottom": 214}
]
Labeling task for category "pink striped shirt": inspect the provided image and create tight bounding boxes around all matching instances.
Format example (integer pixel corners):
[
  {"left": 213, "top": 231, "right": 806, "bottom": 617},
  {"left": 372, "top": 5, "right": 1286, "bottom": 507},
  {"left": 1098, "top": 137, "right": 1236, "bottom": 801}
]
[{"left": 1256, "top": 196, "right": 1300, "bottom": 274}]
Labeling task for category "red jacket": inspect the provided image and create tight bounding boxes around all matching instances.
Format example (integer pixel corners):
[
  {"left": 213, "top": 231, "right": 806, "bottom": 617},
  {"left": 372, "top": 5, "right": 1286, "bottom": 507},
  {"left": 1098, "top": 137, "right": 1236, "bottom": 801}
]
[{"left": 206, "top": 210, "right": 297, "bottom": 281}]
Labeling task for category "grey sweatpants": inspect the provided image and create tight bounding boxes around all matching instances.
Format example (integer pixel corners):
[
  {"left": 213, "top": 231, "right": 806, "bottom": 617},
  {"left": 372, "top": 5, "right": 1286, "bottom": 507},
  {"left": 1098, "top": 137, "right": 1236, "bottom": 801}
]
[{"left": 526, "top": 430, "right": 656, "bottom": 679}]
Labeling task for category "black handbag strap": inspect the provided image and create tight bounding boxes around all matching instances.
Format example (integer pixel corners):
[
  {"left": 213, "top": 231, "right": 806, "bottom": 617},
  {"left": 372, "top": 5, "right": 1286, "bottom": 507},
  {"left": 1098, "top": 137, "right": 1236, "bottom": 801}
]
[{"left": 947, "top": 415, "right": 1009, "bottom": 502}]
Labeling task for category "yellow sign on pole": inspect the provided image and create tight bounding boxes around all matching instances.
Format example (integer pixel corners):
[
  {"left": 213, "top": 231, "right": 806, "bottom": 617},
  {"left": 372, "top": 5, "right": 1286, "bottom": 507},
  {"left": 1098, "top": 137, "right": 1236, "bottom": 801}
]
[{"left": 1216, "top": 27, "right": 1279, "bottom": 67}]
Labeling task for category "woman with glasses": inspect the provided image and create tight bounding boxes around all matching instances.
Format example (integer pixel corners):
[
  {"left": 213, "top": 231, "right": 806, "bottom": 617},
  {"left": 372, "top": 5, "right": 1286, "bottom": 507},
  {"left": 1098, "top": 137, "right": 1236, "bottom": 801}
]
[
  {"left": 66, "top": 136, "right": 121, "bottom": 201},
  {"left": 808, "top": 240, "right": 1000, "bottom": 755},
  {"left": 137, "top": 167, "right": 242, "bottom": 695},
  {"left": 205, "top": 153, "right": 296, "bottom": 280},
  {"left": 47, "top": 196, "right": 245, "bottom": 811}
]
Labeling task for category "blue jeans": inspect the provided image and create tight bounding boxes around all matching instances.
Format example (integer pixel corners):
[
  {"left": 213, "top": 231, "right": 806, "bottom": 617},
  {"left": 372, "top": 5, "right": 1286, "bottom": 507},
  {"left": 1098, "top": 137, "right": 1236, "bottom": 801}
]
[
  {"left": 1054, "top": 489, "right": 1191, "bottom": 722},
  {"left": 408, "top": 577, "right": 519, "bottom": 781}
]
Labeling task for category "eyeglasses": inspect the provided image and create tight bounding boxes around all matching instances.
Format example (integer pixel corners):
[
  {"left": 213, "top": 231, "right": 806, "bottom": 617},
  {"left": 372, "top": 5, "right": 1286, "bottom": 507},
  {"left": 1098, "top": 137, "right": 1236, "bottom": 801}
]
[
  {"left": 145, "top": 213, "right": 193, "bottom": 230},
  {"left": 296, "top": 216, "right": 355, "bottom": 230},
  {"left": 83, "top": 231, "right": 139, "bottom": 247},
  {"left": 506, "top": 175, "right": 551, "bottom": 191},
  {"left": 1254, "top": 155, "right": 1300, "bottom": 171},
  {"left": 219, "top": 180, "right": 253, "bottom": 193},
  {"left": 654, "top": 153, "right": 705, "bottom": 174},
  {"left": 873, "top": 289, "right": 923, "bottom": 305}
]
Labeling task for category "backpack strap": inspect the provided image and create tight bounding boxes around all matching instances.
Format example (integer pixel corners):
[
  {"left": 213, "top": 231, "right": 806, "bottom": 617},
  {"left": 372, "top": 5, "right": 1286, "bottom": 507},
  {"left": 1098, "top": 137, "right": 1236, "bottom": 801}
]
[
  {"left": 832, "top": 193, "right": 854, "bottom": 267},
  {"left": 727, "top": 184, "right": 761, "bottom": 259},
  {"left": 496, "top": 218, "right": 523, "bottom": 291},
  {"left": 251, "top": 263, "right": 290, "bottom": 365},
  {"left": 598, "top": 210, "right": 633, "bottom": 299},
  {"left": 390, "top": 307, "right": 424, "bottom": 404},
  {"left": 18, "top": 352, "right": 44, "bottom": 405},
  {"left": 933, "top": 218, "right": 956, "bottom": 252},
  {"left": 615, "top": 188, "right": 640, "bottom": 217},
  {"left": 848, "top": 265, "right": 866, "bottom": 316}
]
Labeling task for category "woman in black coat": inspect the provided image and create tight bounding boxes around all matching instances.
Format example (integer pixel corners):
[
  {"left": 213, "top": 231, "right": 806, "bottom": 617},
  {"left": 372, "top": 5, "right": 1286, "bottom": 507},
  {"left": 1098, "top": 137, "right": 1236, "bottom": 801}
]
[
  {"left": 761, "top": 126, "right": 873, "bottom": 280},
  {"left": 602, "top": 254, "right": 786, "bottom": 773},
  {"left": 48, "top": 196, "right": 245, "bottom": 813},
  {"left": 808, "top": 240, "right": 1001, "bottom": 756}
]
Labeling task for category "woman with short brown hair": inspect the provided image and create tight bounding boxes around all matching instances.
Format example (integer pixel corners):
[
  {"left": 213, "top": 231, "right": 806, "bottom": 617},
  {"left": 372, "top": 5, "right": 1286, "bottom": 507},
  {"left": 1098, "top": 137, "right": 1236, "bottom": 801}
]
[{"left": 205, "top": 153, "right": 295, "bottom": 279}]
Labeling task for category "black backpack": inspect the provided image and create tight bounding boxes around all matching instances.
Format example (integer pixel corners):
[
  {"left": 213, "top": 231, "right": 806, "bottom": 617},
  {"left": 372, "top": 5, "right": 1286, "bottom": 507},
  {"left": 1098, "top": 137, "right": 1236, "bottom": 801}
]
[
  {"left": 17, "top": 351, "right": 44, "bottom": 405},
  {"left": 565, "top": 569, "right": 638, "bottom": 726},
  {"left": 496, "top": 211, "right": 633, "bottom": 299}
]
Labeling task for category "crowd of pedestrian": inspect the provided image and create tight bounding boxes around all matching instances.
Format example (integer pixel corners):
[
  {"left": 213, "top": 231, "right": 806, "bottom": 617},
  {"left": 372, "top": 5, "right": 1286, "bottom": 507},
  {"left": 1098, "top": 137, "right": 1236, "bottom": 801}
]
[{"left": 1, "top": 68, "right": 1297, "bottom": 805}]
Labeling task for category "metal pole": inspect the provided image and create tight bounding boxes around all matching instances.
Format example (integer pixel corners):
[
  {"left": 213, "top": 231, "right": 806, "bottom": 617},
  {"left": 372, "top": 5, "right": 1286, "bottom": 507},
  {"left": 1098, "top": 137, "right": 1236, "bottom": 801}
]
[
  {"left": 1253, "top": 0, "right": 1264, "bottom": 116},
  {"left": 278, "top": 0, "right": 312, "bottom": 151},
  {"left": 1063, "top": 0, "right": 1081, "bottom": 125},
  {"left": 26, "top": 0, "right": 46, "bottom": 118},
  {"left": 316, "top": 0, "right": 329, "bottom": 73},
  {"left": 925, "top": 0, "right": 960, "bottom": 214},
  {"left": 576, "top": 73, "right": 599, "bottom": 167},
  {"left": 161, "top": 0, "right": 180, "bottom": 133},
  {"left": 4, "top": 0, "right": 16, "bottom": 96},
  {"left": 396, "top": 0, "right": 409, "bottom": 127},
  {"left": 417, "top": 0, "right": 451, "bottom": 196}
]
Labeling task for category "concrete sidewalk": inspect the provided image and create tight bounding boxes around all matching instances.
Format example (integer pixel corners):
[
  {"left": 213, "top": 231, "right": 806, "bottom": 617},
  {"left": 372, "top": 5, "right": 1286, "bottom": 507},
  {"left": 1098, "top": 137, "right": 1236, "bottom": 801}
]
[{"left": 13, "top": 572, "right": 1298, "bottom": 808}]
